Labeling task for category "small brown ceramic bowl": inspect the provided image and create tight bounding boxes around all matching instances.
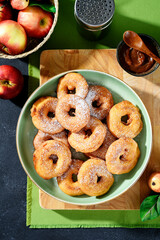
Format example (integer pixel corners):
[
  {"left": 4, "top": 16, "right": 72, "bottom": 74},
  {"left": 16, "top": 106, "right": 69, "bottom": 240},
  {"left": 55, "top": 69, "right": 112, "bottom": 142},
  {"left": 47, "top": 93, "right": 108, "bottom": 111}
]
[{"left": 116, "top": 33, "right": 160, "bottom": 77}]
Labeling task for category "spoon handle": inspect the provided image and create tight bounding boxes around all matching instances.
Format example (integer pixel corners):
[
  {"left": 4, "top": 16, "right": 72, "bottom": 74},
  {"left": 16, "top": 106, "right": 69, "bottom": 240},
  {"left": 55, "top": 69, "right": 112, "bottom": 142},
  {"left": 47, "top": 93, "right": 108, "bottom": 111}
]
[
  {"left": 139, "top": 43, "right": 160, "bottom": 64},
  {"left": 144, "top": 49, "right": 160, "bottom": 65},
  {"left": 123, "top": 31, "right": 160, "bottom": 65}
]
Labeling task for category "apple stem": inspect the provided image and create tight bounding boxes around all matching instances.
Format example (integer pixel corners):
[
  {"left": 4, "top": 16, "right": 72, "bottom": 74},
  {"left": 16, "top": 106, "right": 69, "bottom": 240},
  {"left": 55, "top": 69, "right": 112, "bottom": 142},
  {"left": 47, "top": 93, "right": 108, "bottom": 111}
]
[
  {"left": 0, "top": 4, "right": 6, "bottom": 10},
  {"left": 40, "top": 19, "right": 45, "bottom": 26},
  {"left": 3, "top": 80, "right": 10, "bottom": 85},
  {"left": 0, "top": 44, "right": 9, "bottom": 54},
  {"left": 0, "top": 80, "right": 15, "bottom": 87}
]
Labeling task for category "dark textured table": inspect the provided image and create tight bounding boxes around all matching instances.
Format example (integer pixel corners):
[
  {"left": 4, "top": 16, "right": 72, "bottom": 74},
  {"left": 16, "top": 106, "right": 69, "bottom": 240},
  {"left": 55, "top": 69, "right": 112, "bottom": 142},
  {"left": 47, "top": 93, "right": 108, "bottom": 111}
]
[{"left": 0, "top": 58, "right": 160, "bottom": 240}]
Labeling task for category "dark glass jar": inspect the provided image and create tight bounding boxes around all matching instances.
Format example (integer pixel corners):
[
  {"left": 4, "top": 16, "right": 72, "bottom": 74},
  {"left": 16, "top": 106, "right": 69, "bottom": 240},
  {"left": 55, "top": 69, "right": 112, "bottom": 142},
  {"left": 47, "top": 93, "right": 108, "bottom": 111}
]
[{"left": 74, "top": 0, "right": 115, "bottom": 40}]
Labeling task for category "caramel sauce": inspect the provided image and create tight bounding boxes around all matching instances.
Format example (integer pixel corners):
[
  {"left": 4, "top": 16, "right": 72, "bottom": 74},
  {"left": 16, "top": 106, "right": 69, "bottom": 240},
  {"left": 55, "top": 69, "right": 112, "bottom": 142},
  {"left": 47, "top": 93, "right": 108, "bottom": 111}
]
[
  {"left": 119, "top": 36, "right": 159, "bottom": 74},
  {"left": 124, "top": 47, "right": 154, "bottom": 73}
]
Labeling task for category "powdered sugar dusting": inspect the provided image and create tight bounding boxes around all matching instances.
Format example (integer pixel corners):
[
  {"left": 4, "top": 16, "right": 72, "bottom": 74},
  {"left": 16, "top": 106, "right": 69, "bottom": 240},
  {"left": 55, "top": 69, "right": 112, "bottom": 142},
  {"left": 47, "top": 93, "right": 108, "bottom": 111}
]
[
  {"left": 31, "top": 72, "right": 143, "bottom": 197},
  {"left": 68, "top": 117, "right": 106, "bottom": 153},
  {"left": 57, "top": 72, "right": 88, "bottom": 99},
  {"left": 86, "top": 124, "right": 117, "bottom": 159},
  {"left": 56, "top": 94, "right": 90, "bottom": 132},
  {"left": 85, "top": 85, "right": 114, "bottom": 120},
  {"left": 31, "top": 96, "right": 64, "bottom": 134},
  {"left": 78, "top": 158, "right": 114, "bottom": 196}
]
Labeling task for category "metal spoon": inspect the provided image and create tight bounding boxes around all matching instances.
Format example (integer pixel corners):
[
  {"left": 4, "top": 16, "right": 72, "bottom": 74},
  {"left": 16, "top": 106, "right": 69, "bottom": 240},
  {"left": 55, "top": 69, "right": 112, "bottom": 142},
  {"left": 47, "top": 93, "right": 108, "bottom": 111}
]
[{"left": 123, "top": 31, "right": 160, "bottom": 64}]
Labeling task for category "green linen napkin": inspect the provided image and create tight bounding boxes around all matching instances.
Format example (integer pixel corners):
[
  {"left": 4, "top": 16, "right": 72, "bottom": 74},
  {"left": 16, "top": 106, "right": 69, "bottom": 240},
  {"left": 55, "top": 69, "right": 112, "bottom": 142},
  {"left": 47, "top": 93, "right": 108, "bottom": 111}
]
[
  {"left": 27, "top": 0, "right": 160, "bottom": 228},
  {"left": 27, "top": 178, "right": 160, "bottom": 228}
]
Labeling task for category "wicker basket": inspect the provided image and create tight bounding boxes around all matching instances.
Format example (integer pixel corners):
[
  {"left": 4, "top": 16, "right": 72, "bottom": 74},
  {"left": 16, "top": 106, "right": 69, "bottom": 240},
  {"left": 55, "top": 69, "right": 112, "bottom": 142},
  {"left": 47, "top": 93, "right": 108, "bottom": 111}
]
[{"left": 0, "top": 0, "right": 58, "bottom": 59}]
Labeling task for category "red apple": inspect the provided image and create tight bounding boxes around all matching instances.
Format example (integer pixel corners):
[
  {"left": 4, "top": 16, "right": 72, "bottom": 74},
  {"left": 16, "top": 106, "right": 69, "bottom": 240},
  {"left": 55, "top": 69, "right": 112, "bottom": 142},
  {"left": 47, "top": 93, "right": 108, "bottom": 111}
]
[
  {"left": 0, "top": 20, "right": 27, "bottom": 55},
  {"left": 0, "top": 65, "right": 24, "bottom": 99},
  {"left": 0, "top": 2, "right": 12, "bottom": 22},
  {"left": 18, "top": 6, "right": 53, "bottom": 38},
  {"left": 148, "top": 172, "right": 160, "bottom": 193},
  {"left": 10, "top": 0, "right": 29, "bottom": 10}
]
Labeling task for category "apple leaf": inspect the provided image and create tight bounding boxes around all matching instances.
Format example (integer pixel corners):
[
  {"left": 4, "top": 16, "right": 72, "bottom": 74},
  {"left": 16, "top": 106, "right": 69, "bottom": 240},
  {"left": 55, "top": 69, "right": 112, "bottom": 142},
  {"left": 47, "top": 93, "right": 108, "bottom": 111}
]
[
  {"left": 29, "top": 1, "right": 56, "bottom": 13},
  {"left": 157, "top": 196, "right": 160, "bottom": 214},
  {"left": 140, "top": 195, "right": 160, "bottom": 221}
]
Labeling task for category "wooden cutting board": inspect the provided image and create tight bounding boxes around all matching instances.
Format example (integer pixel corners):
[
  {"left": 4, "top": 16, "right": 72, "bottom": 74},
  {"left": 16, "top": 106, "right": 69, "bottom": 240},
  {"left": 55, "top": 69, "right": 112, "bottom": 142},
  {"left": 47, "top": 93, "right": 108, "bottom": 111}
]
[{"left": 39, "top": 49, "right": 160, "bottom": 210}]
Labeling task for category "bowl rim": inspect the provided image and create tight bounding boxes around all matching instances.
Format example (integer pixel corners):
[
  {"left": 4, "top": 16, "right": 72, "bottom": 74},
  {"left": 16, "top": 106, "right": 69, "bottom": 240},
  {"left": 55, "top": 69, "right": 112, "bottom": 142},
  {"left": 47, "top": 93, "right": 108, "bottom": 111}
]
[
  {"left": 0, "top": 0, "right": 59, "bottom": 59},
  {"left": 116, "top": 33, "right": 160, "bottom": 77},
  {"left": 16, "top": 69, "right": 153, "bottom": 205}
]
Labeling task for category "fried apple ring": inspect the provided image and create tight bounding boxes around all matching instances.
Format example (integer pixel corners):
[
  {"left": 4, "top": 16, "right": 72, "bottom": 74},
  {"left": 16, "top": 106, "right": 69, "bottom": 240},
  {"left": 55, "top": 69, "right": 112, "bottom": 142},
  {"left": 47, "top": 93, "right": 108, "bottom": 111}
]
[
  {"left": 57, "top": 159, "right": 84, "bottom": 196},
  {"left": 31, "top": 96, "right": 64, "bottom": 134},
  {"left": 78, "top": 158, "right": 114, "bottom": 196},
  {"left": 85, "top": 85, "right": 114, "bottom": 120},
  {"left": 33, "top": 130, "right": 69, "bottom": 150},
  {"left": 55, "top": 94, "right": 90, "bottom": 132},
  {"left": 33, "top": 140, "right": 71, "bottom": 179},
  {"left": 107, "top": 100, "right": 143, "bottom": 138},
  {"left": 105, "top": 137, "right": 140, "bottom": 174},
  {"left": 57, "top": 72, "right": 88, "bottom": 99},
  {"left": 86, "top": 124, "right": 117, "bottom": 160},
  {"left": 68, "top": 117, "right": 106, "bottom": 153}
]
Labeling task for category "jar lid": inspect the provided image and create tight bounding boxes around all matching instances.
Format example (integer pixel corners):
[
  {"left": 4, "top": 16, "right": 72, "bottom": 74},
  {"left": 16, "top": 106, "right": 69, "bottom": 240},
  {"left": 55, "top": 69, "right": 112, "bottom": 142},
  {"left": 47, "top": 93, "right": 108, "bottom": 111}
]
[{"left": 74, "top": 0, "right": 115, "bottom": 31}]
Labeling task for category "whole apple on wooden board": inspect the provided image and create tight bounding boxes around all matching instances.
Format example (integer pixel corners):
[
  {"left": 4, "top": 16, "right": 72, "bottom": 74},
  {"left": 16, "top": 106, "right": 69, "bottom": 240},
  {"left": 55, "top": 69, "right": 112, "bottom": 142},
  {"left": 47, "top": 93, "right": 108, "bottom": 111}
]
[
  {"left": 148, "top": 172, "right": 160, "bottom": 193},
  {"left": 0, "top": 20, "right": 27, "bottom": 55},
  {"left": 10, "top": 0, "right": 29, "bottom": 10},
  {"left": 18, "top": 6, "right": 53, "bottom": 38},
  {"left": 0, "top": 2, "right": 12, "bottom": 22},
  {"left": 0, "top": 65, "right": 24, "bottom": 99}
]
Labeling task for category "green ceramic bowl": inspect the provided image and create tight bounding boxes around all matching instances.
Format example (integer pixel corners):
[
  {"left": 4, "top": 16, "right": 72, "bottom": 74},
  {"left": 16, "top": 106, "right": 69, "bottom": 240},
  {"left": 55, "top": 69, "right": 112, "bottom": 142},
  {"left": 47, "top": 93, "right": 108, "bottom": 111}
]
[{"left": 16, "top": 70, "right": 152, "bottom": 205}]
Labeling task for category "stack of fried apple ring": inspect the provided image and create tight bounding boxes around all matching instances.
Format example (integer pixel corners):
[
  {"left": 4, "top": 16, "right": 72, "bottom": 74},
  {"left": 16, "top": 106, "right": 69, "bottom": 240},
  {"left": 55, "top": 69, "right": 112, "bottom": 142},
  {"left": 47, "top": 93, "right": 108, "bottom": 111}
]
[{"left": 30, "top": 72, "right": 143, "bottom": 197}]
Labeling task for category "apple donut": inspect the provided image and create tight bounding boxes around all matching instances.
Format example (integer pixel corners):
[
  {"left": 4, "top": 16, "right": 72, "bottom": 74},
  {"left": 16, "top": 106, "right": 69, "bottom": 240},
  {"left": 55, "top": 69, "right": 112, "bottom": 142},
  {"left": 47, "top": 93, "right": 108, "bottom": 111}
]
[
  {"left": 31, "top": 96, "right": 64, "bottom": 134},
  {"left": 68, "top": 116, "right": 106, "bottom": 153},
  {"left": 78, "top": 158, "right": 114, "bottom": 196},
  {"left": 33, "top": 140, "right": 72, "bottom": 179},
  {"left": 55, "top": 94, "right": 90, "bottom": 132},
  {"left": 105, "top": 137, "right": 140, "bottom": 174},
  {"left": 57, "top": 72, "right": 88, "bottom": 99},
  {"left": 33, "top": 130, "right": 69, "bottom": 150},
  {"left": 86, "top": 124, "right": 117, "bottom": 160},
  {"left": 57, "top": 159, "right": 84, "bottom": 196},
  {"left": 107, "top": 100, "right": 143, "bottom": 138},
  {"left": 85, "top": 85, "right": 114, "bottom": 120}
]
